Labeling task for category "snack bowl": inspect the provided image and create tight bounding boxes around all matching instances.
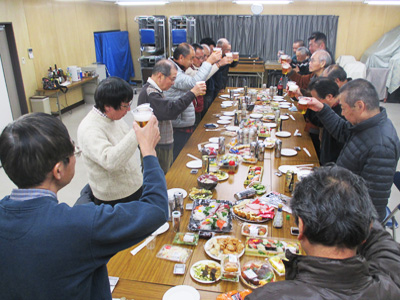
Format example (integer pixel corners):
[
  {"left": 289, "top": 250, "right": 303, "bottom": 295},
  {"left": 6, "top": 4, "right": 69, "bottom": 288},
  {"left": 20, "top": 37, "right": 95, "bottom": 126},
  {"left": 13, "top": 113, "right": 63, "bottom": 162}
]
[{"left": 197, "top": 174, "right": 218, "bottom": 190}]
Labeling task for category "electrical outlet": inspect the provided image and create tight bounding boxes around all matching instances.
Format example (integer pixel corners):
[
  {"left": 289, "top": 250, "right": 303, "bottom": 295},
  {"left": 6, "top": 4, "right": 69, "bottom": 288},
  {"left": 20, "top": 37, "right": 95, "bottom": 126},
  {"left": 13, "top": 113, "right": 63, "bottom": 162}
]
[{"left": 21, "top": 57, "right": 26, "bottom": 64}]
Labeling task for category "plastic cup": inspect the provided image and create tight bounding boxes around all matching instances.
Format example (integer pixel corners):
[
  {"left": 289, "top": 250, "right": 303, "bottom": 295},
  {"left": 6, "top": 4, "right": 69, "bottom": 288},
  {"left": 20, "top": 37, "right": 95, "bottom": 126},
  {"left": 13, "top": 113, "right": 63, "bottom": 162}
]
[
  {"left": 288, "top": 84, "right": 299, "bottom": 98},
  {"left": 233, "top": 52, "right": 239, "bottom": 61},
  {"left": 298, "top": 97, "right": 310, "bottom": 114},
  {"left": 131, "top": 106, "right": 153, "bottom": 127},
  {"left": 146, "top": 236, "right": 156, "bottom": 250}
]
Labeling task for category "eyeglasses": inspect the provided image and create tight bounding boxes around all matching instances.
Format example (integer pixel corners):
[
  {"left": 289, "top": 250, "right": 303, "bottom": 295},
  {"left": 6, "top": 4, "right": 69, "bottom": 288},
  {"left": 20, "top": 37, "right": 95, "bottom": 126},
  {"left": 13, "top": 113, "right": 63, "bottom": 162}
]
[
  {"left": 74, "top": 145, "right": 82, "bottom": 158},
  {"left": 120, "top": 100, "right": 133, "bottom": 109},
  {"left": 195, "top": 56, "right": 205, "bottom": 60}
]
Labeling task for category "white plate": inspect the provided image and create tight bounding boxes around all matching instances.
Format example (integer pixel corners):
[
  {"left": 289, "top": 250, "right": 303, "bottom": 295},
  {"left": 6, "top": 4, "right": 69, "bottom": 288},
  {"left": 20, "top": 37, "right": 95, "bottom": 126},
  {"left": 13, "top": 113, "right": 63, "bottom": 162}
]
[
  {"left": 279, "top": 104, "right": 291, "bottom": 109},
  {"left": 219, "top": 116, "right": 233, "bottom": 120},
  {"left": 274, "top": 96, "right": 284, "bottom": 99},
  {"left": 167, "top": 188, "right": 188, "bottom": 198},
  {"left": 281, "top": 115, "right": 289, "bottom": 120},
  {"left": 163, "top": 285, "right": 200, "bottom": 300},
  {"left": 281, "top": 148, "right": 298, "bottom": 156},
  {"left": 278, "top": 165, "right": 299, "bottom": 174},
  {"left": 186, "top": 160, "right": 202, "bottom": 169},
  {"left": 250, "top": 113, "right": 263, "bottom": 119},
  {"left": 204, "top": 235, "right": 245, "bottom": 260},
  {"left": 220, "top": 95, "right": 230, "bottom": 98},
  {"left": 217, "top": 120, "right": 231, "bottom": 125},
  {"left": 204, "top": 123, "right": 219, "bottom": 129},
  {"left": 223, "top": 111, "right": 235, "bottom": 116},
  {"left": 190, "top": 260, "right": 222, "bottom": 284},
  {"left": 275, "top": 131, "right": 291, "bottom": 137},
  {"left": 205, "top": 143, "right": 219, "bottom": 149},
  {"left": 298, "top": 169, "right": 312, "bottom": 180},
  {"left": 273, "top": 98, "right": 284, "bottom": 102},
  {"left": 264, "top": 123, "right": 277, "bottom": 128},
  {"left": 226, "top": 126, "right": 240, "bottom": 132},
  {"left": 153, "top": 222, "right": 170, "bottom": 235},
  {"left": 222, "top": 101, "right": 233, "bottom": 105},
  {"left": 209, "top": 137, "right": 219, "bottom": 143},
  {"left": 221, "top": 104, "right": 232, "bottom": 108}
]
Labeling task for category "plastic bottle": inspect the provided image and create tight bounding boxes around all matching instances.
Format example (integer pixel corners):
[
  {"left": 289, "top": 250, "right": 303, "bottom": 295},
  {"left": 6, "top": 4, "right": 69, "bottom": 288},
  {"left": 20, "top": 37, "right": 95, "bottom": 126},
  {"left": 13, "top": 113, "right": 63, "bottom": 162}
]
[
  {"left": 273, "top": 204, "right": 283, "bottom": 228},
  {"left": 277, "top": 77, "right": 283, "bottom": 96}
]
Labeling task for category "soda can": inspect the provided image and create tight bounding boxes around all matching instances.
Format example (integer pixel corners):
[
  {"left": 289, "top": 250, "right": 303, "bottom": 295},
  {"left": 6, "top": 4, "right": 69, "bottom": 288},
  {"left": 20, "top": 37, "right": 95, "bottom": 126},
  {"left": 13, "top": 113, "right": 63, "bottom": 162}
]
[
  {"left": 202, "top": 155, "right": 209, "bottom": 173},
  {"left": 241, "top": 102, "right": 247, "bottom": 118},
  {"left": 234, "top": 188, "right": 256, "bottom": 200},
  {"left": 250, "top": 141, "right": 257, "bottom": 158},
  {"left": 249, "top": 128, "right": 255, "bottom": 144},
  {"left": 218, "top": 136, "right": 226, "bottom": 154},
  {"left": 257, "top": 142, "right": 265, "bottom": 161},
  {"left": 243, "top": 128, "right": 250, "bottom": 144},
  {"left": 285, "top": 170, "right": 294, "bottom": 193},
  {"left": 237, "top": 129, "right": 244, "bottom": 144},
  {"left": 275, "top": 139, "right": 282, "bottom": 158}
]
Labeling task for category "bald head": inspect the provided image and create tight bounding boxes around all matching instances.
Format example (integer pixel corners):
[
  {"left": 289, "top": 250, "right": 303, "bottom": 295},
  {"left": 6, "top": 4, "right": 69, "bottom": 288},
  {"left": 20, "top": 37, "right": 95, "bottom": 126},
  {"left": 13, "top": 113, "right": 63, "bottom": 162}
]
[{"left": 216, "top": 38, "right": 231, "bottom": 56}]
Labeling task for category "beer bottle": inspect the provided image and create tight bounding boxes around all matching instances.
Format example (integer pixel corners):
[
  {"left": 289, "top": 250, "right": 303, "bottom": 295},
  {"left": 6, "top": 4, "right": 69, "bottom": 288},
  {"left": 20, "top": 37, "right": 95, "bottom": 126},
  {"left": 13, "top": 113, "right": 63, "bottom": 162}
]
[{"left": 277, "top": 77, "right": 283, "bottom": 96}]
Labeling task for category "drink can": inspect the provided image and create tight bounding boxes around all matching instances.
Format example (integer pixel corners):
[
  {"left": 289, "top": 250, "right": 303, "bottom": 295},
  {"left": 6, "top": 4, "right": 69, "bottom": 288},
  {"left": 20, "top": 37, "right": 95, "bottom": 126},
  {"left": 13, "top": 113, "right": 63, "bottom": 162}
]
[
  {"left": 234, "top": 188, "right": 256, "bottom": 200},
  {"left": 202, "top": 155, "right": 209, "bottom": 173},
  {"left": 285, "top": 170, "right": 294, "bottom": 193},
  {"left": 250, "top": 142, "right": 257, "bottom": 158},
  {"left": 218, "top": 137, "right": 226, "bottom": 154},
  {"left": 237, "top": 129, "right": 244, "bottom": 144},
  {"left": 249, "top": 128, "right": 255, "bottom": 144},
  {"left": 243, "top": 128, "right": 249, "bottom": 144},
  {"left": 241, "top": 102, "right": 247, "bottom": 118},
  {"left": 275, "top": 139, "right": 282, "bottom": 158},
  {"left": 257, "top": 142, "right": 265, "bottom": 161}
]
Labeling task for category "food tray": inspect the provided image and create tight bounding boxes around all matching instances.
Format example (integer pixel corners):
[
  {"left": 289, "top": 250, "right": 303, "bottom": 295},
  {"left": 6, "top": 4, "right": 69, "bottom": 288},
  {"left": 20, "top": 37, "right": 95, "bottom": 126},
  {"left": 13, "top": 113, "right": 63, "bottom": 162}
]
[
  {"left": 218, "top": 154, "right": 241, "bottom": 168},
  {"left": 241, "top": 223, "right": 268, "bottom": 237},
  {"left": 232, "top": 198, "right": 275, "bottom": 223},
  {"left": 221, "top": 254, "right": 240, "bottom": 282},
  {"left": 173, "top": 232, "right": 199, "bottom": 246},
  {"left": 269, "top": 255, "right": 286, "bottom": 276},
  {"left": 188, "top": 199, "right": 233, "bottom": 233},
  {"left": 240, "top": 260, "right": 276, "bottom": 289},
  {"left": 245, "top": 237, "right": 302, "bottom": 257},
  {"left": 156, "top": 244, "right": 193, "bottom": 263},
  {"left": 244, "top": 166, "right": 263, "bottom": 186}
]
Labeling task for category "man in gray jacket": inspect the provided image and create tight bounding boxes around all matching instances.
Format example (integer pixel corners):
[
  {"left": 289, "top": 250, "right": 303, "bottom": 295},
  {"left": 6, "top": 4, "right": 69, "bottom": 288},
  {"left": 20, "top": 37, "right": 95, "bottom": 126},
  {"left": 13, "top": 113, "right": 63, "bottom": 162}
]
[
  {"left": 164, "top": 42, "right": 221, "bottom": 160},
  {"left": 246, "top": 165, "right": 400, "bottom": 300},
  {"left": 307, "top": 79, "right": 400, "bottom": 220}
]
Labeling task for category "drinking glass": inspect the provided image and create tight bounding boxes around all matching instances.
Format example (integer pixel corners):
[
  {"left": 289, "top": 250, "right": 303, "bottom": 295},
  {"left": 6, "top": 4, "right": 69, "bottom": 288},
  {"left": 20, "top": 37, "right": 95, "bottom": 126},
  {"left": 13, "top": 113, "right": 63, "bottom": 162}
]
[
  {"left": 131, "top": 105, "right": 153, "bottom": 127},
  {"left": 233, "top": 52, "right": 239, "bottom": 61},
  {"left": 297, "top": 97, "right": 310, "bottom": 115}
]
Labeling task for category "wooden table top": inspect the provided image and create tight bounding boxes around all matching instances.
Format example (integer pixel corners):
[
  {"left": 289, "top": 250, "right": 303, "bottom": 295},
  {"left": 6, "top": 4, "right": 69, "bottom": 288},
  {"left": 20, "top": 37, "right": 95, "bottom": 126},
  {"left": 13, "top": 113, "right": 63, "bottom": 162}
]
[
  {"left": 229, "top": 63, "right": 265, "bottom": 74},
  {"left": 36, "top": 76, "right": 97, "bottom": 93},
  {"left": 109, "top": 89, "right": 319, "bottom": 299}
]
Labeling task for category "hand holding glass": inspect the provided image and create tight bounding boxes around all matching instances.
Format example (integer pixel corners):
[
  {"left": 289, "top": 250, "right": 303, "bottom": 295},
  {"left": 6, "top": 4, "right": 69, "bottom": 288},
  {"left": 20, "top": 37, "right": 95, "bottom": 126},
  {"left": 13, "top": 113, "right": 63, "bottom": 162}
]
[
  {"left": 196, "top": 81, "right": 206, "bottom": 96},
  {"left": 132, "top": 106, "right": 153, "bottom": 127},
  {"left": 298, "top": 97, "right": 311, "bottom": 115}
]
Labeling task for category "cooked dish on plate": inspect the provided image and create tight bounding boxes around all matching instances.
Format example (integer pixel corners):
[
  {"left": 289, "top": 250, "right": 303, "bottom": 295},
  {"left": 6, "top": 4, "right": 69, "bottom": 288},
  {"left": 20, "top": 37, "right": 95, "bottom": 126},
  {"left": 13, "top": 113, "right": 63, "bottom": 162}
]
[
  {"left": 204, "top": 235, "right": 245, "bottom": 260},
  {"left": 233, "top": 198, "right": 275, "bottom": 223},
  {"left": 189, "top": 187, "right": 213, "bottom": 200},
  {"left": 241, "top": 260, "right": 276, "bottom": 289},
  {"left": 190, "top": 260, "right": 221, "bottom": 283}
]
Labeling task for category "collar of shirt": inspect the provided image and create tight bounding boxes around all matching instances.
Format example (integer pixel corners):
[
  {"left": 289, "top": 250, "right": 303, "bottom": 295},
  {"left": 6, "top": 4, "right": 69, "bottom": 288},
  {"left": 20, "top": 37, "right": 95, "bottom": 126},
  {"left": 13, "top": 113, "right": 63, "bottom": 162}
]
[
  {"left": 147, "top": 77, "right": 163, "bottom": 93},
  {"left": 92, "top": 106, "right": 109, "bottom": 119},
  {"left": 10, "top": 188, "right": 57, "bottom": 202}
]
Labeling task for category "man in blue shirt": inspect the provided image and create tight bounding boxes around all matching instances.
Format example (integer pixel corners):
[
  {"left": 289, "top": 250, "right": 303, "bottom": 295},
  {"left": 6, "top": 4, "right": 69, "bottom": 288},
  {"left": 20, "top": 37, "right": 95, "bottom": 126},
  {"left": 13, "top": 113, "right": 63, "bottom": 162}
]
[{"left": 0, "top": 113, "right": 168, "bottom": 300}]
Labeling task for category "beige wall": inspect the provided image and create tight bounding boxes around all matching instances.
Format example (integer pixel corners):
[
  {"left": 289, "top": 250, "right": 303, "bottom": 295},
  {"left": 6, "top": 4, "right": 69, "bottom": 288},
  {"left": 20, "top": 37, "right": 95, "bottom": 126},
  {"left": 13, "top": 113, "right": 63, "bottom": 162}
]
[
  {"left": 1, "top": 1, "right": 400, "bottom": 108},
  {"left": 0, "top": 0, "right": 120, "bottom": 112},
  {"left": 124, "top": 1, "right": 400, "bottom": 80}
]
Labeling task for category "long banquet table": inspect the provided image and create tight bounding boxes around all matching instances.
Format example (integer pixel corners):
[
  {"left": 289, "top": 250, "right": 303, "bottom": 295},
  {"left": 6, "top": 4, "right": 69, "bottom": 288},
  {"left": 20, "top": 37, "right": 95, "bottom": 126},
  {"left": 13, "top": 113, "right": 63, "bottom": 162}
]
[{"left": 109, "top": 88, "right": 320, "bottom": 299}]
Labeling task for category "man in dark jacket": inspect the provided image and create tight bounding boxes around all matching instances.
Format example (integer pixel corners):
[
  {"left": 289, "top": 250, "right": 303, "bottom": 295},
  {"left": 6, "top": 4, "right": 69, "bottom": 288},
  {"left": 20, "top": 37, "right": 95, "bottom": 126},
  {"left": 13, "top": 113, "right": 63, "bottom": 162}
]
[
  {"left": 246, "top": 165, "right": 400, "bottom": 300},
  {"left": 307, "top": 78, "right": 400, "bottom": 221}
]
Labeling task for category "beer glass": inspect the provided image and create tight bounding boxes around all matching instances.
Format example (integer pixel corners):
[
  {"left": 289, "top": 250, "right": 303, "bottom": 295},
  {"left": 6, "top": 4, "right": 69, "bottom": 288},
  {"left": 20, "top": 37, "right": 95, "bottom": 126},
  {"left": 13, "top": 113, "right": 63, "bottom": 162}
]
[
  {"left": 131, "top": 105, "right": 153, "bottom": 127},
  {"left": 282, "top": 62, "right": 290, "bottom": 76},
  {"left": 297, "top": 97, "right": 310, "bottom": 115},
  {"left": 288, "top": 83, "right": 298, "bottom": 98},
  {"left": 233, "top": 52, "right": 239, "bottom": 61},
  {"left": 197, "top": 81, "right": 206, "bottom": 96},
  {"left": 213, "top": 47, "right": 222, "bottom": 54},
  {"left": 280, "top": 54, "right": 290, "bottom": 64}
]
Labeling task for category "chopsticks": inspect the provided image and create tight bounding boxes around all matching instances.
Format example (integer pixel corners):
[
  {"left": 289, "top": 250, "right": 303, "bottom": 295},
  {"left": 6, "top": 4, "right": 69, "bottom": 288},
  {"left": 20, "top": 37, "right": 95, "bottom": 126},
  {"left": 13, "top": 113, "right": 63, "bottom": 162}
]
[
  {"left": 303, "top": 148, "right": 311, "bottom": 157},
  {"left": 289, "top": 115, "right": 295, "bottom": 121},
  {"left": 294, "top": 163, "right": 314, "bottom": 168},
  {"left": 187, "top": 154, "right": 201, "bottom": 161}
]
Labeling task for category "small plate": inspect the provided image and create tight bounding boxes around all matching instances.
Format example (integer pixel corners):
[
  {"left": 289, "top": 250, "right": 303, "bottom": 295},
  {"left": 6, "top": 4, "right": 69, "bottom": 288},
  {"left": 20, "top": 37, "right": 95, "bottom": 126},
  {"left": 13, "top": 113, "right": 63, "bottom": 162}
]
[
  {"left": 219, "top": 95, "right": 230, "bottom": 98},
  {"left": 167, "top": 188, "right": 188, "bottom": 199},
  {"left": 222, "top": 101, "right": 233, "bottom": 105},
  {"left": 217, "top": 120, "right": 231, "bottom": 125},
  {"left": 190, "top": 260, "right": 222, "bottom": 284},
  {"left": 208, "top": 137, "right": 219, "bottom": 143},
  {"left": 221, "top": 104, "right": 232, "bottom": 108},
  {"left": 163, "top": 285, "right": 200, "bottom": 300},
  {"left": 226, "top": 126, "right": 240, "bottom": 132},
  {"left": 219, "top": 116, "right": 233, "bottom": 120},
  {"left": 273, "top": 98, "right": 284, "bottom": 102},
  {"left": 250, "top": 113, "right": 263, "bottom": 119},
  {"left": 298, "top": 169, "right": 312, "bottom": 180},
  {"left": 264, "top": 123, "right": 277, "bottom": 128},
  {"left": 275, "top": 131, "right": 291, "bottom": 137},
  {"left": 279, "top": 104, "right": 291, "bottom": 109},
  {"left": 204, "top": 123, "right": 218, "bottom": 129},
  {"left": 281, "top": 148, "right": 298, "bottom": 156},
  {"left": 205, "top": 143, "right": 219, "bottom": 149},
  {"left": 153, "top": 222, "right": 170, "bottom": 235},
  {"left": 186, "top": 160, "right": 202, "bottom": 169},
  {"left": 223, "top": 111, "right": 235, "bottom": 116},
  {"left": 281, "top": 115, "right": 289, "bottom": 120},
  {"left": 278, "top": 165, "right": 299, "bottom": 174},
  {"left": 274, "top": 96, "right": 284, "bottom": 99}
]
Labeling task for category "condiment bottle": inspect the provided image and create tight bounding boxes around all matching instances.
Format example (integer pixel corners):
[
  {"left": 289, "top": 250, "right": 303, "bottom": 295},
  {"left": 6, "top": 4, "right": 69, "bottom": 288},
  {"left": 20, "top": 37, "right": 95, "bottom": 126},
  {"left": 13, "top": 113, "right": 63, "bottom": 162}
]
[
  {"left": 172, "top": 211, "right": 181, "bottom": 232},
  {"left": 273, "top": 204, "right": 283, "bottom": 228},
  {"left": 228, "top": 160, "right": 236, "bottom": 174}
]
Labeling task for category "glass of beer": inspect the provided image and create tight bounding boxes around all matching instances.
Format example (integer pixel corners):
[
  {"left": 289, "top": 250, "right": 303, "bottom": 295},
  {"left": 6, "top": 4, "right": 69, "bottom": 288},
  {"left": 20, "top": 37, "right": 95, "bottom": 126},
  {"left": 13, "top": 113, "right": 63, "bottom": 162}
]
[
  {"left": 297, "top": 97, "right": 310, "bottom": 115},
  {"left": 213, "top": 47, "right": 222, "bottom": 54},
  {"left": 282, "top": 62, "right": 290, "bottom": 76},
  {"left": 233, "top": 52, "right": 239, "bottom": 61},
  {"left": 288, "top": 84, "right": 298, "bottom": 98},
  {"left": 197, "top": 81, "right": 206, "bottom": 96},
  {"left": 280, "top": 54, "right": 290, "bottom": 64},
  {"left": 131, "top": 105, "right": 153, "bottom": 127}
]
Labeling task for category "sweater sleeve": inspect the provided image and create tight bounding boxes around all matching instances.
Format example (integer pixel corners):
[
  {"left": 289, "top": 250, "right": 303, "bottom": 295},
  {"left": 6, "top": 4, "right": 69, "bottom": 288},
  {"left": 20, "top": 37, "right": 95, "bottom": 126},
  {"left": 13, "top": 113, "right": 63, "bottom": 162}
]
[
  {"left": 316, "top": 104, "right": 352, "bottom": 144},
  {"left": 358, "top": 221, "right": 400, "bottom": 289},
  {"left": 288, "top": 71, "right": 313, "bottom": 90},
  {"left": 173, "top": 62, "right": 212, "bottom": 90},
  {"left": 89, "top": 156, "right": 168, "bottom": 262}
]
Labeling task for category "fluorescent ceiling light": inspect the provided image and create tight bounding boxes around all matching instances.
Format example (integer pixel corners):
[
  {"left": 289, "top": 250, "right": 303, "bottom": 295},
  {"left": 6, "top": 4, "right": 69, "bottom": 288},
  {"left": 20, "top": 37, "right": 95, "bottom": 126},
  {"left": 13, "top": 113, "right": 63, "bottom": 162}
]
[
  {"left": 364, "top": 0, "right": 400, "bottom": 4},
  {"left": 234, "top": 1, "right": 293, "bottom": 4},
  {"left": 116, "top": 1, "right": 168, "bottom": 5}
]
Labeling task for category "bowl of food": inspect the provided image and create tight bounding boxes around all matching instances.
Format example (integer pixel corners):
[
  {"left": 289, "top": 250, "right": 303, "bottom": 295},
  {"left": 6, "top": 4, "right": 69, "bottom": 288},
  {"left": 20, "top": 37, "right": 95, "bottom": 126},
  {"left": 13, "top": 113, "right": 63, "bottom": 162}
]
[{"left": 197, "top": 174, "right": 218, "bottom": 190}]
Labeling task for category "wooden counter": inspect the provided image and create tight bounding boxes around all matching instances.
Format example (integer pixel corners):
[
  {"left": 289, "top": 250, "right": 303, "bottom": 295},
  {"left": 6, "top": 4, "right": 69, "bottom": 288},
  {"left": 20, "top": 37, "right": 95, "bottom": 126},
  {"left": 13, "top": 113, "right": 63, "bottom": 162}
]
[{"left": 109, "top": 89, "right": 319, "bottom": 299}]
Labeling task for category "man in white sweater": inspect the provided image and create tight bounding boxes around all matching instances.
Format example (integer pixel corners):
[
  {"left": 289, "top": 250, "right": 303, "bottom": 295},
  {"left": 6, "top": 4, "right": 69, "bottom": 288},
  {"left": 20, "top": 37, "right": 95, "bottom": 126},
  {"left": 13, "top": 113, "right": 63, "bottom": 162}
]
[{"left": 77, "top": 77, "right": 142, "bottom": 206}]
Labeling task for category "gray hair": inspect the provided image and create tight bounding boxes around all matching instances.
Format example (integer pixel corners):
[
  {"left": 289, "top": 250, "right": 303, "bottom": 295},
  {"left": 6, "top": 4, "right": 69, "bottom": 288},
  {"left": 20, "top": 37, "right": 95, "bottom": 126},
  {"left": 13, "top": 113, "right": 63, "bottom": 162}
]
[
  {"left": 216, "top": 38, "right": 230, "bottom": 47},
  {"left": 324, "top": 64, "right": 347, "bottom": 82},
  {"left": 314, "top": 49, "right": 332, "bottom": 68},
  {"left": 296, "top": 46, "right": 310, "bottom": 57},
  {"left": 173, "top": 43, "right": 193, "bottom": 60},
  {"left": 152, "top": 59, "right": 177, "bottom": 77},
  {"left": 201, "top": 44, "right": 210, "bottom": 53},
  {"left": 339, "top": 78, "right": 380, "bottom": 111}
]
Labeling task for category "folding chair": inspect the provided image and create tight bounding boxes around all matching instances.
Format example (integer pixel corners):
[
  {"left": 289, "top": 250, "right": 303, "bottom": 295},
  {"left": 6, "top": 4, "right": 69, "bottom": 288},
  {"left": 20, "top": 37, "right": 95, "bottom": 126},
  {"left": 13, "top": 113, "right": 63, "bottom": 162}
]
[{"left": 382, "top": 171, "right": 400, "bottom": 240}]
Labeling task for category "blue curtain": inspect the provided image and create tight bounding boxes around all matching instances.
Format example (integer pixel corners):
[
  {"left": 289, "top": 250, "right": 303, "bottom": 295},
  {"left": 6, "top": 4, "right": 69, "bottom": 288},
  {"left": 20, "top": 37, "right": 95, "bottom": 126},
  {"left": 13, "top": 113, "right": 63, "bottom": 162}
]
[{"left": 94, "top": 31, "right": 135, "bottom": 81}]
